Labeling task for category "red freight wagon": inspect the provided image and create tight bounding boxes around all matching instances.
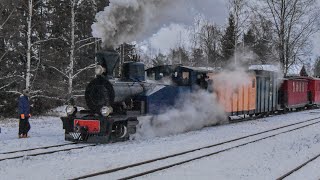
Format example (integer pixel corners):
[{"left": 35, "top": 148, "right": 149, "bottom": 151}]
[
  {"left": 279, "top": 77, "right": 309, "bottom": 109},
  {"left": 307, "top": 77, "right": 320, "bottom": 105}
]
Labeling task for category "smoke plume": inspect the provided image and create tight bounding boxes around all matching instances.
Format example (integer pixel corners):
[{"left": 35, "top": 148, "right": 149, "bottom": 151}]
[
  {"left": 133, "top": 90, "right": 226, "bottom": 139},
  {"left": 133, "top": 51, "right": 259, "bottom": 139},
  {"left": 92, "top": 0, "right": 226, "bottom": 48}
]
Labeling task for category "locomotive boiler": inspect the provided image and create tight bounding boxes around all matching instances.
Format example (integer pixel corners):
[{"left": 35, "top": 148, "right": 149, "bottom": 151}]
[{"left": 61, "top": 50, "right": 156, "bottom": 143}]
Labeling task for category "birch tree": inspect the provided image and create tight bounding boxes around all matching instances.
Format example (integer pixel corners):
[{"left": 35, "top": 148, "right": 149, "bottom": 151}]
[
  {"left": 262, "top": 0, "right": 320, "bottom": 75},
  {"left": 25, "top": 0, "right": 33, "bottom": 90},
  {"left": 47, "top": 0, "right": 101, "bottom": 99},
  {"left": 189, "top": 16, "right": 222, "bottom": 67}
]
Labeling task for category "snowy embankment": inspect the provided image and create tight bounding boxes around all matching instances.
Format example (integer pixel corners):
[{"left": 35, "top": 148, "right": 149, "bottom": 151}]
[{"left": 0, "top": 110, "right": 320, "bottom": 179}]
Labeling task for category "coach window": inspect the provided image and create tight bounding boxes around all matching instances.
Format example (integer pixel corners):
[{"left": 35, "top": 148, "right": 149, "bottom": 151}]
[
  {"left": 182, "top": 71, "right": 190, "bottom": 85},
  {"left": 149, "top": 72, "right": 155, "bottom": 80},
  {"left": 296, "top": 82, "right": 299, "bottom": 92},
  {"left": 293, "top": 82, "right": 295, "bottom": 92},
  {"left": 299, "top": 82, "right": 301, "bottom": 92}
]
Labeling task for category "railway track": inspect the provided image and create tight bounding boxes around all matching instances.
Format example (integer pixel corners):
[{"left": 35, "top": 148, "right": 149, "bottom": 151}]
[
  {"left": 0, "top": 142, "right": 77, "bottom": 155},
  {"left": 277, "top": 152, "right": 320, "bottom": 180},
  {"left": 0, "top": 143, "right": 97, "bottom": 162},
  {"left": 71, "top": 116, "right": 320, "bottom": 180}
]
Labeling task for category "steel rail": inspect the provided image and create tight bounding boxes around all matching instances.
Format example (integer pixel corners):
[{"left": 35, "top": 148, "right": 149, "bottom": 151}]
[
  {"left": 118, "top": 120, "right": 320, "bottom": 180},
  {"left": 0, "top": 144, "right": 96, "bottom": 162},
  {"left": 277, "top": 152, "right": 320, "bottom": 180},
  {"left": 0, "top": 142, "right": 77, "bottom": 155},
  {"left": 71, "top": 116, "right": 320, "bottom": 180}
]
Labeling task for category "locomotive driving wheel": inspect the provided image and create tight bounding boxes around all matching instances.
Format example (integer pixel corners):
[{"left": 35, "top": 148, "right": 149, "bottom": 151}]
[{"left": 112, "top": 122, "right": 128, "bottom": 139}]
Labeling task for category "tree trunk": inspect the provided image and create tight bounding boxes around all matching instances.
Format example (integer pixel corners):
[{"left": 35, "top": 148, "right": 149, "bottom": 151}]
[
  {"left": 68, "top": 0, "right": 75, "bottom": 96},
  {"left": 26, "top": 0, "right": 33, "bottom": 90},
  {"left": 91, "top": 0, "right": 98, "bottom": 65}
]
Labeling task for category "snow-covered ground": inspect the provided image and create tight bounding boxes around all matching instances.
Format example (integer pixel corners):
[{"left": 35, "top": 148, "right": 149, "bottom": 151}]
[{"left": 1, "top": 110, "right": 320, "bottom": 179}]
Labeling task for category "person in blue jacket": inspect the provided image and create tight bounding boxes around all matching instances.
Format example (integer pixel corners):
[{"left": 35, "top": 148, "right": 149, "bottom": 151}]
[{"left": 18, "top": 89, "right": 31, "bottom": 138}]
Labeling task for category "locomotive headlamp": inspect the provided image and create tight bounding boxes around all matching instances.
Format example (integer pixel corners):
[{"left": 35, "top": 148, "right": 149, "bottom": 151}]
[
  {"left": 66, "top": 105, "right": 75, "bottom": 115},
  {"left": 101, "top": 106, "right": 113, "bottom": 116},
  {"left": 95, "top": 65, "right": 106, "bottom": 75}
]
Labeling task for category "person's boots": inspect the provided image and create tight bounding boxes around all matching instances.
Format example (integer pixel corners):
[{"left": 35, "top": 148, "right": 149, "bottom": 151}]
[{"left": 18, "top": 134, "right": 23, "bottom": 138}]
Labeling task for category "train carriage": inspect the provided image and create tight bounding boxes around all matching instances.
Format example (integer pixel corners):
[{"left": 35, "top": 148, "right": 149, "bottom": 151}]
[
  {"left": 209, "top": 72, "right": 257, "bottom": 116},
  {"left": 307, "top": 77, "right": 320, "bottom": 105},
  {"left": 279, "top": 77, "right": 309, "bottom": 109},
  {"left": 254, "top": 70, "right": 280, "bottom": 115}
]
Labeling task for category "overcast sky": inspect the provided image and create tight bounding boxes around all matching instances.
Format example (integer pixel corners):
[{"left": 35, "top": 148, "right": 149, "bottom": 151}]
[
  {"left": 144, "top": 0, "right": 319, "bottom": 59},
  {"left": 140, "top": 0, "right": 228, "bottom": 54}
]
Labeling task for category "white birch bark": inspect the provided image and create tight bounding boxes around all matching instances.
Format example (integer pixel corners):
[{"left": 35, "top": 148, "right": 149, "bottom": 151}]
[
  {"left": 91, "top": 0, "right": 98, "bottom": 65},
  {"left": 68, "top": 0, "right": 76, "bottom": 96},
  {"left": 26, "top": 0, "right": 33, "bottom": 90}
]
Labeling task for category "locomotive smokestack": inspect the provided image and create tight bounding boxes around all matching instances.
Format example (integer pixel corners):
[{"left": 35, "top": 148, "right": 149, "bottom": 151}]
[{"left": 95, "top": 49, "right": 119, "bottom": 77}]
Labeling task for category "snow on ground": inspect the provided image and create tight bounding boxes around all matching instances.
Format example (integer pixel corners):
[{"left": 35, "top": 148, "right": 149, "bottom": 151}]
[
  {"left": 140, "top": 118, "right": 320, "bottom": 180},
  {"left": 289, "top": 154, "right": 320, "bottom": 180},
  {"left": 0, "top": 116, "right": 65, "bottom": 153},
  {"left": 0, "top": 110, "right": 320, "bottom": 179}
]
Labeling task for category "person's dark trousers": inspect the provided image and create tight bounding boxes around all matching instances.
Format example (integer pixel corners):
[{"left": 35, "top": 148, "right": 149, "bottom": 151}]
[{"left": 19, "top": 117, "right": 31, "bottom": 136}]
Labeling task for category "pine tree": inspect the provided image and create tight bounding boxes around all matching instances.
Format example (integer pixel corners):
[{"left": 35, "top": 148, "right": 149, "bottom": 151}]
[
  {"left": 221, "top": 13, "right": 236, "bottom": 65},
  {"left": 168, "top": 47, "right": 190, "bottom": 66},
  {"left": 191, "top": 48, "right": 205, "bottom": 67},
  {"left": 152, "top": 53, "right": 167, "bottom": 67},
  {"left": 300, "top": 65, "right": 308, "bottom": 77},
  {"left": 244, "top": 28, "right": 255, "bottom": 48}
]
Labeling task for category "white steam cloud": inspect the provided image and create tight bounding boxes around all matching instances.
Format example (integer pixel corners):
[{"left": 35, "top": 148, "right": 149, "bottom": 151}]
[
  {"left": 92, "top": 0, "right": 227, "bottom": 48},
  {"left": 133, "top": 51, "right": 259, "bottom": 139},
  {"left": 133, "top": 90, "right": 226, "bottom": 139}
]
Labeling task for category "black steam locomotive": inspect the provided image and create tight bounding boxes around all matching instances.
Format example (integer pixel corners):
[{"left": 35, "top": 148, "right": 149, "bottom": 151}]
[{"left": 61, "top": 50, "right": 157, "bottom": 143}]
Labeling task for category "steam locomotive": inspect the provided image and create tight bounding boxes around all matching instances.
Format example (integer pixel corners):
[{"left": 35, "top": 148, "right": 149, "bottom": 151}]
[
  {"left": 61, "top": 50, "right": 218, "bottom": 143},
  {"left": 61, "top": 50, "right": 320, "bottom": 144}
]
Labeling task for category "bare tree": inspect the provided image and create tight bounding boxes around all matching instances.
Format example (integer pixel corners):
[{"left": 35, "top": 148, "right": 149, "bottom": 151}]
[
  {"left": 229, "top": 0, "right": 249, "bottom": 64},
  {"left": 189, "top": 16, "right": 222, "bottom": 67},
  {"left": 262, "top": 0, "right": 320, "bottom": 75},
  {"left": 48, "top": 0, "right": 98, "bottom": 98},
  {"left": 198, "top": 21, "right": 222, "bottom": 67}
]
